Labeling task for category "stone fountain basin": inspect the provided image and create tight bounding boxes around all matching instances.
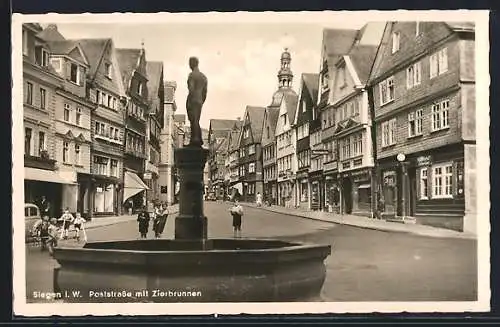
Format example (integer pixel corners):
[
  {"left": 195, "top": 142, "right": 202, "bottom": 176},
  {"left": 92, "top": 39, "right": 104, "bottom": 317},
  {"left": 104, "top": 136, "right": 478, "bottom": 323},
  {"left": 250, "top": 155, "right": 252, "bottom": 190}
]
[{"left": 53, "top": 238, "right": 331, "bottom": 303}]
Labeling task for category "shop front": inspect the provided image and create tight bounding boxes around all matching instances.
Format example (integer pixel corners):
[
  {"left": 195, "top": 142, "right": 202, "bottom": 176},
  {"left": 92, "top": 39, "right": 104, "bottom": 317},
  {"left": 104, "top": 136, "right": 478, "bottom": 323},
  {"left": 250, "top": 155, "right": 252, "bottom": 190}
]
[
  {"left": 308, "top": 170, "right": 323, "bottom": 211},
  {"left": 378, "top": 143, "right": 467, "bottom": 231},
  {"left": 263, "top": 180, "right": 277, "bottom": 205},
  {"left": 123, "top": 170, "right": 149, "bottom": 215},
  {"left": 340, "top": 168, "right": 372, "bottom": 216},
  {"left": 324, "top": 173, "right": 340, "bottom": 213},
  {"left": 296, "top": 170, "right": 309, "bottom": 210}
]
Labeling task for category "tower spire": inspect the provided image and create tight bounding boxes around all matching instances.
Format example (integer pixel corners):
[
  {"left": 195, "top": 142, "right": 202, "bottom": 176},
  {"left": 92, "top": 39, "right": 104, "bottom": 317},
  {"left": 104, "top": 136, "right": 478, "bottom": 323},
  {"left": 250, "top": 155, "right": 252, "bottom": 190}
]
[{"left": 277, "top": 47, "right": 293, "bottom": 89}]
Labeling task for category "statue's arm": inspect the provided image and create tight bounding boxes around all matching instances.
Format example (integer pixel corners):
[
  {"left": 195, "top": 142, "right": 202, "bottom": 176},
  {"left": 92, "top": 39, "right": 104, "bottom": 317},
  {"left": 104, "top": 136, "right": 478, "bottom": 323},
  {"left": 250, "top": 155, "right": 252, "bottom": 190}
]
[
  {"left": 202, "top": 78, "right": 207, "bottom": 103},
  {"left": 187, "top": 73, "right": 195, "bottom": 94}
]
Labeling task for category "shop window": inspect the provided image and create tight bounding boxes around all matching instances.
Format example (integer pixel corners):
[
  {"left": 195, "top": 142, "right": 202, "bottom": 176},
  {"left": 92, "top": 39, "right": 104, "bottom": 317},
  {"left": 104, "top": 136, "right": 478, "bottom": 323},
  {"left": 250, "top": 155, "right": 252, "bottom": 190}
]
[
  {"left": 419, "top": 168, "right": 428, "bottom": 199},
  {"left": 432, "top": 163, "right": 453, "bottom": 199}
]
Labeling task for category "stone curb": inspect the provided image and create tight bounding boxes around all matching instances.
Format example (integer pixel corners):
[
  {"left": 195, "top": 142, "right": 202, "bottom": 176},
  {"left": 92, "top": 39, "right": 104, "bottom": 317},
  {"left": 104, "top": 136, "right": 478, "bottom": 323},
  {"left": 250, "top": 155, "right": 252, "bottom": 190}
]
[{"left": 240, "top": 204, "right": 476, "bottom": 240}]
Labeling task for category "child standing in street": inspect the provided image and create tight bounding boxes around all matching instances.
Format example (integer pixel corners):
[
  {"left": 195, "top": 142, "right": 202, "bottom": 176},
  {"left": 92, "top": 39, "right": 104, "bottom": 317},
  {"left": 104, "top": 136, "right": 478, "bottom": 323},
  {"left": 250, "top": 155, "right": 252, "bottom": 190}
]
[
  {"left": 58, "top": 208, "right": 74, "bottom": 240},
  {"left": 137, "top": 206, "right": 150, "bottom": 239},
  {"left": 73, "top": 213, "right": 87, "bottom": 242},
  {"left": 229, "top": 199, "right": 244, "bottom": 238}
]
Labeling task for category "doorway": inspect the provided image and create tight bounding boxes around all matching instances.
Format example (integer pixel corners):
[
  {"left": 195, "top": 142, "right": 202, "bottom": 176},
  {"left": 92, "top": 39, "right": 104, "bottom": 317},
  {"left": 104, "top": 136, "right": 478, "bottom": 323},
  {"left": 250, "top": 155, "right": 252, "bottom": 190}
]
[
  {"left": 408, "top": 167, "right": 417, "bottom": 216},
  {"left": 342, "top": 177, "right": 353, "bottom": 214}
]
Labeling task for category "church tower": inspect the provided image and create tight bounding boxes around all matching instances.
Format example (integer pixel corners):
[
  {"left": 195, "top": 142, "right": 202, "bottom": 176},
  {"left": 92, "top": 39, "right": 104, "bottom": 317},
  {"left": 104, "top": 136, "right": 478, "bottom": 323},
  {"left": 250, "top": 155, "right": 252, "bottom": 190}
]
[{"left": 277, "top": 48, "right": 293, "bottom": 88}]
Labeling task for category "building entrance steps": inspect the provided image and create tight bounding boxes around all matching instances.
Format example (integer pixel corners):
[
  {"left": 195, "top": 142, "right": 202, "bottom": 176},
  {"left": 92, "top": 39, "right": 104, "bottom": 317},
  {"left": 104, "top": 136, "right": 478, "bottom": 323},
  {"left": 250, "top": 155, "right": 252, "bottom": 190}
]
[{"left": 240, "top": 202, "right": 476, "bottom": 240}]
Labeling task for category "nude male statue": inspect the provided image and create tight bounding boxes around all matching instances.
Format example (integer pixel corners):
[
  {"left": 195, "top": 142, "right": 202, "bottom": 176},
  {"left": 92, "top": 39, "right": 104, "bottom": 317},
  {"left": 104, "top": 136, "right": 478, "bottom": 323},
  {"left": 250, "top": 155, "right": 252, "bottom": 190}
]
[{"left": 186, "top": 57, "right": 208, "bottom": 147}]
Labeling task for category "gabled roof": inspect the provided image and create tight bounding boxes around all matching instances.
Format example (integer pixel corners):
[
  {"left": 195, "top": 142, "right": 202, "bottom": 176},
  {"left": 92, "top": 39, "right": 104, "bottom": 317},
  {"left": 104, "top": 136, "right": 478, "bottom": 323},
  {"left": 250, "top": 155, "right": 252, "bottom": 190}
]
[
  {"left": 348, "top": 44, "right": 379, "bottom": 85},
  {"left": 116, "top": 48, "right": 142, "bottom": 90},
  {"left": 45, "top": 40, "right": 90, "bottom": 66},
  {"left": 229, "top": 127, "right": 241, "bottom": 151},
  {"left": 146, "top": 61, "right": 163, "bottom": 103},
  {"left": 302, "top": 73, "right": 319, "bottom": 105},
  {"left": 265, "top": 107, "right": 280, "bottom": 138},
  {"left": 164, "top": 81, "right": 177, "bottom": 103},
  {"left": 245, "top": 106, "right": 266, "bottom": 143},
  {"left": 282, "top": 92, "right": 299, "bottom": 125},
  {"left": 323, "top": 28, "right": 360, "bottom": 59},
  {"left": 210, "top": 119, "right": 239, "bottom": 131},
  {"left": 37, "top": 24, "right": 66, "bottom": 42},
  {"left": 73, "top": 38, "right": 110, "bottom": 78}
]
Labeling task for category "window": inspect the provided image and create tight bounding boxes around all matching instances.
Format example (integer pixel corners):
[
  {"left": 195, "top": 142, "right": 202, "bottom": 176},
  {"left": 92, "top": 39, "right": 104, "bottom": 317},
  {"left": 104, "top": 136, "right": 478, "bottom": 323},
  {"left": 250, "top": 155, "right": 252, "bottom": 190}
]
[
  {"left": 38, "top": 131, "right": 46, "bottom": 155},
  {"left": 110, "top": 159, "right": 118, "bottom": 177},
  {"left": 70, "top": 63, "right": 80, "bottom": 84},
  {"left": 408, "top": 109, "right": 423, "bottom": 137},
  {"left": 41, "top": 49, "right": 50, "bottom": 67},
  {"left": 107, "top": 95, "right": 112, "bottom": 108},
  {"left": 239, "top": 149, "right": 245, "bottom": 158},
  {"left": 63, "top": 141, "right": 69, "bottom": 163},
  {"left": 379, "top": 76, "right": 395, "bottom": 105},
  {"left": 416, "top": 21, "right": 420, "bottom": 36},
  {"left": 94, "top": 156, "right": 109, "bottom": 176},
  {"left": 22, "top": 28, "right": 28, "bottom": 56},
  {"left": 248, "top": 144, "right": 256, "bottom": 155},
  {"left": 406, "top": 62, "right": 421, "bottom": 89},
  {"left": 381, "top": 118, "right": 397, "bottom": 147},
  {"left": 138, "top": 82, "right": 143, "bottom": 96},
  {"left": 112, "top": 97, "right": 117, "bottom": 110},
  {"left": 341, "top": 138, "right": 351, "bottom": 160},
  {"left": 282, "top": 114, "right": 287, "bottom": 126},
  {"left": 433, "top": 163, "right": 453, "bottom": 198},
  {"left": 96, "top": 90, "right": 101, "bottom": 104},
  {"left": 392, "top": 32, "right": 400, "bottom": 53},
  {"left": 64, "top": 103, "right": 70, "bottom": 122},
  {"left": 244, "top": 128, "right": 250, "bottom": 138},
  {"left": 74, "top": 144, "right": 80, "bottom": 165},
  {"left": 430, "top": 48, "right": 448, "bottom": 78},
  {"left": 432, "top": 100, "right": 450, "bottom": 131},
  {"left": 24, "top": 127, "right": 32, "bottom": 155},
  {"left": 266, "top": 126, "right": 270, "bottom": 139},
  {"left": 40, "top": 88, "right": 46, "bottom": 109},
  {"left": 353, "top": 133, "right": 363, "bottom": 156},
  {"left": 76, "top": 107, "right": 82, "bottom": 125},
  {"left": 51, "top": 58, "right": 62, "bottom": 74},
  {"left": 105, "top": 63, "right": 113, "bottom": 79},
  {"left": 420, "top": 168, "right": 428, "bottom": 199},
  {"left": 302, "top": 100, "right": 306, "bottom": 113},
  {"left": 26, "top": 82, "right": 33, "bottom": 105},
  {"left": 248, "top": 163, "right": 255, "bottom": 173}
]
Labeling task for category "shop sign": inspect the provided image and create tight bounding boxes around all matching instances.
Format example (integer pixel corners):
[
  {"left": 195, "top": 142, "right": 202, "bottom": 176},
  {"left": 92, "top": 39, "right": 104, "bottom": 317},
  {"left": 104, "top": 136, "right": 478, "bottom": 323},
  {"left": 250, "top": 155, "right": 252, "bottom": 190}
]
[
  {"left": 416, "top": 155, "right": 432, "bottom": 166},
  {"left": 143, "top": 172, "right": 152, "bottom": 180}
]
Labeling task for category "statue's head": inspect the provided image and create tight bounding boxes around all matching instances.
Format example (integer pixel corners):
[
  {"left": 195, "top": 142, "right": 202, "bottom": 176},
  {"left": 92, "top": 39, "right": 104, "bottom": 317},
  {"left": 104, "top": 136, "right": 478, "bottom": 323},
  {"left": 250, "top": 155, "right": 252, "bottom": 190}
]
[{"left": 189, "top": 57, "right": 199, "bottom": 70}]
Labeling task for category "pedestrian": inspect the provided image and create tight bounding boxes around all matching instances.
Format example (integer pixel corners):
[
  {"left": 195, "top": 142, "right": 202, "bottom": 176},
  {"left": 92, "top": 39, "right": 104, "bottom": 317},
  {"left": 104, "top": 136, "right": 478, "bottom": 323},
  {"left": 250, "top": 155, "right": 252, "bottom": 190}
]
[
  {"left": 137, "top": 206, "right": 150, "bottom": 239},
  {"left": 73, "top": 213, "right": 87, "bottom": 242},
  {"left": 156, "top": 202, "right": 169, "bottom": 238},
  {"left": 152, "top": 202, "right": 163, "bottom": 238},
  {"left": 256, "top": 192, "right": 262, "bottom": 207},
  {"left": 229, "top": 198, "right": 244, "bottom": 238},
  {"left": 39, "top": 196, "right": 51, "bottom": 220},
  {"left": 58, "top": 208, "right": 74, "bottom": 240}
]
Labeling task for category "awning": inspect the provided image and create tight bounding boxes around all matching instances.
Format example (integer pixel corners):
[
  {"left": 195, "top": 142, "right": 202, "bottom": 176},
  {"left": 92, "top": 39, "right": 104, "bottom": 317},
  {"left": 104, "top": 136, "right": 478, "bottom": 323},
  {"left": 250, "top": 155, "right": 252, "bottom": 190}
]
[
  {"left": 24, "top": 167, "right": 76, "bottom": 185},
  {"left": 123, "top": 171, "right": 150, "bottom": 203},
  {"left": 233, "top": 182, "right": 243, "bottom": 195},
  {"left": 358, "top": 184, "right": 371, "bottom": 189}
]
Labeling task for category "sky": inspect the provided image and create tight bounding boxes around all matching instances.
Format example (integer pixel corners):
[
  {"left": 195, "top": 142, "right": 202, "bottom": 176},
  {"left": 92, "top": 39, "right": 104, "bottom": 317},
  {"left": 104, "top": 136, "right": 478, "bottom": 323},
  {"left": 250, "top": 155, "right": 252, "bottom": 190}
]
[{"left": 51, "top": 14, "right": 369, "bottom": 129}]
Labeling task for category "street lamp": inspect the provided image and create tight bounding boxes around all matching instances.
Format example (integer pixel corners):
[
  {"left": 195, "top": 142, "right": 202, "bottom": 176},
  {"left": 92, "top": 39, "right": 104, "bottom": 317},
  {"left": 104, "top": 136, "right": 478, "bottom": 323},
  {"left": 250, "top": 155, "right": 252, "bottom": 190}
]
[{"left": 396, "top": 153, "right": 406, "bottom": 220}]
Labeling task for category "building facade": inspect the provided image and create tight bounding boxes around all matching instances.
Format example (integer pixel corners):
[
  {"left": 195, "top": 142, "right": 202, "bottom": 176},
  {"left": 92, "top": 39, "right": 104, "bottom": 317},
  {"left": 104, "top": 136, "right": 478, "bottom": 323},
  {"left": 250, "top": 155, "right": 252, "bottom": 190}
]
[
  {"left": 117, "top": 48, "right": 150, "bottom": 212},
  {"left": 273, "top": 49, "right": 299, "bottom": 208},
  {"left": 145, "top": 61, "right": 164, "bottom": 204},
  {"left": 81, "top": 38, "right": 127, "bottom": 217},
  {"left": 23, "top": 23, "right": 69, "bottom": 217},
  {"left": 159, "top": 82, "right": 178, "bottom": 205},
  {"left": 227, "top": 120, "right": 243, "bottom": 199},
  {"left": 208, "top": 119, "right": 238, "bottom": 199},
  {"left": 45, "top": 38, "right": 95, "bottom": 215},
  {"left": 293, "top": 73, "right": 318, "bottom": 210},
  {"left": 369, "top": 21, "right": 476, "bottom": 233},
  {"left": 236, "top": 107, "right": 265, "bottom": 203},
  {"left": 261, "top": 107, "right": 280, "bottom": 205}
]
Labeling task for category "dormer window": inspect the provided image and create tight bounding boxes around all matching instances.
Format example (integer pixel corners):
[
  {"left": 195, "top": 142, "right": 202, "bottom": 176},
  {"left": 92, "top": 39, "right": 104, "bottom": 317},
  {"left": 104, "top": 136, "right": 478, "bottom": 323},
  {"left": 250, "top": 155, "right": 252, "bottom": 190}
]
[
  {"left": 392, "top": 32, "right": 400, "bottom": 53},
  {"left": 105, "top": 63, "right": 113, "bottom": 79},
  {"left": 69, "top": 62, "right": 82, "bottom": 85},
  {"left": 35, "top": 46, "right": 50, "bottom": 67},
  {"left": 302, "top": 100, "right": 306, "bottom": 113},
  {"left": 138, "top": 82, "right": 143, "bottom": 96},
  {"left": 244, "top": 127, "right": 250, "bottom": 138}
]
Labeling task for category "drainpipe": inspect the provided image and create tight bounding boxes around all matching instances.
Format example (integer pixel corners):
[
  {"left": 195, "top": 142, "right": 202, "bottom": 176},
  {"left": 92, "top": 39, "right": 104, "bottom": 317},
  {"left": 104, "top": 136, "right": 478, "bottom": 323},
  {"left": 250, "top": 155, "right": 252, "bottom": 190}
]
[{"left": 367, "top": 86, "right": 379, "bottom": 219}]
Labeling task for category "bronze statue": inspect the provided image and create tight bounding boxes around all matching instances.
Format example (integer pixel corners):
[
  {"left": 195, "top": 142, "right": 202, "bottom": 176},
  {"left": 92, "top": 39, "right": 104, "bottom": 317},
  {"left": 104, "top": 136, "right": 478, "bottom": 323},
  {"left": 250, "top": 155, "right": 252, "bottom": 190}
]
[{"left": 186, "top": 57, "right": 208, "bottom": 147}]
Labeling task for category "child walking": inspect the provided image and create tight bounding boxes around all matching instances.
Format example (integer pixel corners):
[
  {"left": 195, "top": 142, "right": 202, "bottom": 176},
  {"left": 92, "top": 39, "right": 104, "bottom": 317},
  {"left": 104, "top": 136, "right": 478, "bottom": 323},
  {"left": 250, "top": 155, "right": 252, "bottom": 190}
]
[
  {"left": 73, "top": 213, "right": 87, "bottom": 242},
  {"left": 229, "top": 199, "right": 244, "bottom": 238},
  {"left": 137, "top": 206, "right": 150, "bottom": 239},
  {"left": 58, "top": 208, "right": 74, "bottom": 240}
]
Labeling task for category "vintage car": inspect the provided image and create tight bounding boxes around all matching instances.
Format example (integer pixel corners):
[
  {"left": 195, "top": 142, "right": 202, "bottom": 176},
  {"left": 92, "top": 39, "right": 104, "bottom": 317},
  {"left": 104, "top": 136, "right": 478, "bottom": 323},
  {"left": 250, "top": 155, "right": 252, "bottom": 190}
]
[{"left": 25, "top": 203, "right": 41, "bottom": 242}]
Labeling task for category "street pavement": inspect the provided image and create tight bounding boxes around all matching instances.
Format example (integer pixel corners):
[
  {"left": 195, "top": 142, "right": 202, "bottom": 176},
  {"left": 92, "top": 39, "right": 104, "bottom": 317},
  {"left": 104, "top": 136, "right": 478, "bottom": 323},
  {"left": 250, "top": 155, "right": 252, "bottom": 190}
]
[{"left": 25, "top": 201, "right": 477, "bottom": 303}]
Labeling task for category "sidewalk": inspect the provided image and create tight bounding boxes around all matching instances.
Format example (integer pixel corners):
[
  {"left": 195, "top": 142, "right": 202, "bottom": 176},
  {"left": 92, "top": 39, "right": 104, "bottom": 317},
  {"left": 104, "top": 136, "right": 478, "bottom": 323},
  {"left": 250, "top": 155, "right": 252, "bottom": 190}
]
[
  {"left": 82, "top": 204, "right": 180, "bottom": 231},
  {"left": 241, "top": 202, "right": 476, "bottom": 240}
]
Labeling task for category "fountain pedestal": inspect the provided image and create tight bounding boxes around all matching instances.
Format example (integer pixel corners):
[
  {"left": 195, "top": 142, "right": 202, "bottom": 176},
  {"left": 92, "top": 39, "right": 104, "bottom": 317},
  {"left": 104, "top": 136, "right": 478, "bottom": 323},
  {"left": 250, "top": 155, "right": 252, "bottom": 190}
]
[{"left": 174, "top": 146, "right": 208, "bottom": 240}]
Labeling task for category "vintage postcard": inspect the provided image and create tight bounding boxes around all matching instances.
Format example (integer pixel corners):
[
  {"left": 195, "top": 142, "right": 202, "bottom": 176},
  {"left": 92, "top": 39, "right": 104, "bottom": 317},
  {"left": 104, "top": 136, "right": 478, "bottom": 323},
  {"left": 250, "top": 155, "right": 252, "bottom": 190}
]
[{"left": 12, "top": 10, "right": 490, "bottom": 316}]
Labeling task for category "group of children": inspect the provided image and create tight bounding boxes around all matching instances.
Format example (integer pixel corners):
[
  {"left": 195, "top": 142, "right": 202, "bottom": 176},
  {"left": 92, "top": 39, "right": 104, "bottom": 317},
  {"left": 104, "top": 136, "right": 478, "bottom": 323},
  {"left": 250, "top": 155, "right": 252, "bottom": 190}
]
[{"left": 137, "top": 202, "right": 169, "bottom": 239}]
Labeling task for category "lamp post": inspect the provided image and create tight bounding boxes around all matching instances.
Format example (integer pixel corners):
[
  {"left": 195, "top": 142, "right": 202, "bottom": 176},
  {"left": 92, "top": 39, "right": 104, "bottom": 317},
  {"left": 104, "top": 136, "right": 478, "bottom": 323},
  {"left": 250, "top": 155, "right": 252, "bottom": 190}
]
[{"left": 396, "top": 153, "right": 406, "bottom": 220}]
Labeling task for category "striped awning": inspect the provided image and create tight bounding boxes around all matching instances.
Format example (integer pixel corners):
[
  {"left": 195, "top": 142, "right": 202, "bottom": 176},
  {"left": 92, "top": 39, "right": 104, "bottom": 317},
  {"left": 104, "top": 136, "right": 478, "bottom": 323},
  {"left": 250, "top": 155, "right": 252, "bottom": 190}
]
[
  {"left": 24, "top": 167, "right": 76, "bottom": 185},
  {"left": 123, "top": 171, "right": 150, "bottom": 203}
]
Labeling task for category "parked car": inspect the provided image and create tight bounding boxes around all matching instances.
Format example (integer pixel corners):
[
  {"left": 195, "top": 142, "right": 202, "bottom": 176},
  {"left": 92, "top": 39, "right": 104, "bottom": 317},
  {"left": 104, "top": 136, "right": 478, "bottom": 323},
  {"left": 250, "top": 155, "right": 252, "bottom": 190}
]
[{"left": 25, "top": 203, "right": 41, "bottom": 242}]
